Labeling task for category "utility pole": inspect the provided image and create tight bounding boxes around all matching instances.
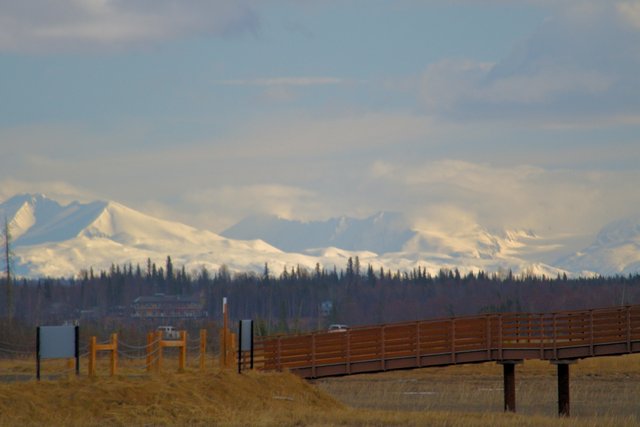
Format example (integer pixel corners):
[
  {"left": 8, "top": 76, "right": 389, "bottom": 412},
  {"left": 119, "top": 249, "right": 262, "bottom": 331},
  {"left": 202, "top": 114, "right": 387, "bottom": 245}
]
[{"left": 2, "top": 217, "right": 13, "bottom": 321}]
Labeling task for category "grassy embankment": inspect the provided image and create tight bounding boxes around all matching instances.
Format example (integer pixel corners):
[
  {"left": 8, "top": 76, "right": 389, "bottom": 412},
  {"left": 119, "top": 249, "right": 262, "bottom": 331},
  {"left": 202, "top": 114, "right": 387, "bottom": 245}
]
[{"left": 0, "top": 354, "right": 638, "bottom": 426}]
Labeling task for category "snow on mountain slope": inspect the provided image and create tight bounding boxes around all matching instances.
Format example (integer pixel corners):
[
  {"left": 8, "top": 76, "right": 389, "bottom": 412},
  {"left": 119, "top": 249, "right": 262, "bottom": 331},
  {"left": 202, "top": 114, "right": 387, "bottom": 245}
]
[
  {"left": 223, "top": 211, "right": 572, "bottom": 276},
  {"left": 221, "top": 212, "right": 416, "bottom": 254},
  {"left": 2, "top": 193, "right": 635, "bottom": 278},
  {"left": 2, "top": 194, "right": 292, "bottom": 278},
  {"left": 558, "top": 215, "right": 640, "bottom": 276}
]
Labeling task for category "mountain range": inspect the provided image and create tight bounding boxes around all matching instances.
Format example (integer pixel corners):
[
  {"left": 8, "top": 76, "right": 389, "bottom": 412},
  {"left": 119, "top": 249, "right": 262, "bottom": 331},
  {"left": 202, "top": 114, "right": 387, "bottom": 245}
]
[{"left": 0, "top": 193, "right": 638, "bottom": 278}]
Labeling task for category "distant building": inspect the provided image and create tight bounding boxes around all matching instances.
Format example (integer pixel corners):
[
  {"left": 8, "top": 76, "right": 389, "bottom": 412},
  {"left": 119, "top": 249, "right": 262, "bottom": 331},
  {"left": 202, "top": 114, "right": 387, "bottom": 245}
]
[{"left": 131, "top": 294, "right": 207, "bottom": 319}]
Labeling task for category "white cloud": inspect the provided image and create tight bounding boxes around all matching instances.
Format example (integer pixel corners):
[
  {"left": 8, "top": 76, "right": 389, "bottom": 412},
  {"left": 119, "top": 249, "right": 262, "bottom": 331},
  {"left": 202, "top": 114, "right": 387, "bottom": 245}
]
[
  {"left": 368, "top": 159, "right": 640, "bottom": 237},
  {"left": 182, "top": 184, "right": 327, "bottom": 230},
  {"left": 0, "top": 0, "right": 258, "bottom": 52},
  {"left": 217, "top": 77, "right": 344, "bottom": 87},
  {"left": 419, "top": 1, "right": 640, "bottom": 121},
  {"left": 617, "top": 2, "right": 640, "bottom": 28},
  {"left": 0, "top": 178, "right": 96, "bottom": 205}
]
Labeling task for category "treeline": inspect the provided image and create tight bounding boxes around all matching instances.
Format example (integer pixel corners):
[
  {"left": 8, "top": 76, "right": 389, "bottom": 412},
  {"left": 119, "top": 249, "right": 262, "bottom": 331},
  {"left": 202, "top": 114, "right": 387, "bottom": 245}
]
[{"left": 1, "top": 256, "right": 640, "bottom": 340}]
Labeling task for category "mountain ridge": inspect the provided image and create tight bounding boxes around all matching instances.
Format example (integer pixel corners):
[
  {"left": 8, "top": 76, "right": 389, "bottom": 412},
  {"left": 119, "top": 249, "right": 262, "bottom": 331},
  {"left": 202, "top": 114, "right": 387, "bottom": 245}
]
[
  {"left": 221, "top": 211, "right": 416, "bottom": 254},
  {"left": 1, "top": 193, "right": 637, "bottom": 278}
]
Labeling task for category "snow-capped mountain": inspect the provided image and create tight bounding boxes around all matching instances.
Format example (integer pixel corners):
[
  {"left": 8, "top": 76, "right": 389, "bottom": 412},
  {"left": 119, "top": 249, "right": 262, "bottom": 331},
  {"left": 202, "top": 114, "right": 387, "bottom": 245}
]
[
  {"left": 1, "top": 193, "right": 636, "bottom": 278},
  {"left": 0, "top": 194, "right": 296, "bottom": 278},
  {"left": 223, "top": 212, "right": 573, "bottom": 270},
  {"left": 221, "top": 212, "right": 416, "bottom": 254},
  {"left": 557, "top": 215, "right": 640, "bottom": 276}
]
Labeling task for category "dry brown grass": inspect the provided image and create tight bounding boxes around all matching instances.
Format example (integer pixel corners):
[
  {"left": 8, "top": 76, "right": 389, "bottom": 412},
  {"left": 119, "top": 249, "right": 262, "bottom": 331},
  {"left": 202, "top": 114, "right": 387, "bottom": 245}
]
[
  {"left": 317, "top": 354, "right": 640, "bottom": 424},
  {"left": 0, "top": 354, "right": 638, "bottom": 426},
  {"left": 0, "top": 368, "right": 340, "bottom": 426}
]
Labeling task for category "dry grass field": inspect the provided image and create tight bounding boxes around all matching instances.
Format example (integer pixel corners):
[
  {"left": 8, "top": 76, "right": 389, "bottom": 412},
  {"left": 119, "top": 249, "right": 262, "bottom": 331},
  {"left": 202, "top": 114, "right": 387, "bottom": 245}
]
[
  {"left": 0, "top": 354, "right": 638, "bottom": 426},
  {"left": 316, "top": 354, "right": 640, "bottom": 425}
]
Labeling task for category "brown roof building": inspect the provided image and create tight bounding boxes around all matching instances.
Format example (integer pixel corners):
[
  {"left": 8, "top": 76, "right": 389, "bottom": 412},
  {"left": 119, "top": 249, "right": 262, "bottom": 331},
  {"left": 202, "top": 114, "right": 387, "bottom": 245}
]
[{"left": 131, "top": 294, "right": 207, "bottom": 319}]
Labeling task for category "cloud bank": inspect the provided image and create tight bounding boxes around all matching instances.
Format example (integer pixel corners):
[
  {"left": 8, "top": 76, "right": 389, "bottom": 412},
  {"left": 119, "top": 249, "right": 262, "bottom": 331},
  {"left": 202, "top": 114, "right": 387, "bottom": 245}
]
[
  {"left": 0, "top": 0, "right": 259, "bottom": 52},
  {"left": 420, "top": 1, "right": 640, "bottom": 123}
]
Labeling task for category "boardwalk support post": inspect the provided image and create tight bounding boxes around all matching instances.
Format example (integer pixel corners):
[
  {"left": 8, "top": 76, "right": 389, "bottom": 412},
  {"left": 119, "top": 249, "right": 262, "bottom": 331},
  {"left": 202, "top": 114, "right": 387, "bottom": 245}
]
[
  {"left": 498, "top": 360, "right": 522, "bottom": 412},
  {"left": 552, "top": 360, "right": 576, "bottom": 417}
]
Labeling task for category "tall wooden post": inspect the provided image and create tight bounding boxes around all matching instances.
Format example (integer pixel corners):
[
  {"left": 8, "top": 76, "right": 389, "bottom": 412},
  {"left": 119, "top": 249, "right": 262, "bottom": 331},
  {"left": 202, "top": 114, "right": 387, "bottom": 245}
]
[
  {"left": 146, "top": 332, "right": 154, "bottom": 373},
  {"left": 88, "top": 336, "right": 97, "bottom": 376},
  {"left": 156, "top": 330, "right": 163, "bottom": 372},
  {"left": 223, "top": 297, "right": 228, "bottom": 368},
  {"left": 179, "top": 331, "right": 187, "bottom": 372},
  {"left": 110, "top": 333, "right": 118, "bottom": 376},
  {"left": 200, "top": 329, "right": 206, "bottom": 371}
]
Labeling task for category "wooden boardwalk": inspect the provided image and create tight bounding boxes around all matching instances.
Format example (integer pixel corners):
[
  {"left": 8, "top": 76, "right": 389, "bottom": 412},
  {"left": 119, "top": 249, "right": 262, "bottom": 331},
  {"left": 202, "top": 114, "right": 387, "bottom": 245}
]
[{"left": 254, "top": 304, "right": 640, "bottom": 379}]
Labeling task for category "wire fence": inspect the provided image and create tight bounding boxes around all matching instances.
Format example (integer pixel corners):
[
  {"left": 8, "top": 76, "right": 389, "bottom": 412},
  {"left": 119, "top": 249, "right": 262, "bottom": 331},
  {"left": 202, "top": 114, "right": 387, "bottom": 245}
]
[{"left": 0, "top": 331, "right": 222, "bottom": 380}]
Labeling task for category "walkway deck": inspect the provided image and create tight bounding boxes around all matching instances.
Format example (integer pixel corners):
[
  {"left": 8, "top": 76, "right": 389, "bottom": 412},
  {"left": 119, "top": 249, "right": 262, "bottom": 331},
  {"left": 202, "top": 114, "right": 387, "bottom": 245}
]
[{"left": 254, "top": 304, "right": 640, "bottom": 379}]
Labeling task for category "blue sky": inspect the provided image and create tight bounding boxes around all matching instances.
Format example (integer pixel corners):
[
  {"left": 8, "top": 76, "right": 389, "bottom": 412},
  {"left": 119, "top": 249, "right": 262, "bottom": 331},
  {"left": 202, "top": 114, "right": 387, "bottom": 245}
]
[{"left": 1, "top": 0, "right": 639, "bottom": 242}]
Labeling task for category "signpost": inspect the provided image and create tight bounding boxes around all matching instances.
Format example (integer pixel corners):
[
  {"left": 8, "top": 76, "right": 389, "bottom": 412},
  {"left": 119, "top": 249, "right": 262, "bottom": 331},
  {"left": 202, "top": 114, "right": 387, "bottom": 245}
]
[
  {"left": 238, "top": 319, "right": 254, "bottom": 373},
  {"left": 37, "top": 325, "right": 79, "bottom": 380}
]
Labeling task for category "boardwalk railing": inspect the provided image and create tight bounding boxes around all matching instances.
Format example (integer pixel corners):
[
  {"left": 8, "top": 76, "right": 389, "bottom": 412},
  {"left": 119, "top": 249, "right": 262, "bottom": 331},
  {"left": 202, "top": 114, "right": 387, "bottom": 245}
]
[{"left": 254, "top": 305, "right": 640, "bottom": 378}]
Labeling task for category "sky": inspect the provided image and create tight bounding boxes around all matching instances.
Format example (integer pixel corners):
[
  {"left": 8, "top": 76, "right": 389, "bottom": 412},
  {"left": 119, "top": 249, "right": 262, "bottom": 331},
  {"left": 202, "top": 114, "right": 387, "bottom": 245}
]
[{"left": 1, "top": 0, "right": 640, "bottom": 243}]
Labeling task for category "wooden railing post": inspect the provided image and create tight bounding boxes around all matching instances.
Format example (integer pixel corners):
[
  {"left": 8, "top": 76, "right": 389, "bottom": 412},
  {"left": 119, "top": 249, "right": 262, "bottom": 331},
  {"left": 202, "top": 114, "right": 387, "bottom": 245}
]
[
  {"left": 346, "top": 329, "right": 351, "bottom": 374},
  {"left": 416, "top": 321, "right": 422, "bottom": 367},
  {"left": 381, "top": 326, "right": 386, "bottom": 371},
  {"left": 88, "top": 336, "right": 96, "bottom": 376},
  {"left": 627, "top": 306, "right": 632, "bottom": 353},
  {"left": 589, "top": 310, "right": 594, "bottom": 357},
  {"left": 156, "top": 330, "right": 163, "bottom": 372},
  {"left": 200, "top": 329, "right": 206, "bottom": 371},
  {"left": 539, "top": 314, "right": 544, "bottom": 359},
  {"left": 311, "top": 333, "right": 316, "bottom": 378},
  {"left": 110, "top": 333, "right": 118, "bottom": 376},
  {"left": 451, "top": 319, "right": 456, "bottom": 364},
  {"left": 498, "top": 314, "right": 503, "bottom": 360},
  {"left": 486, "top": 316, "right": 491, "bottom": 360},
  {"left": 276, "top": 336, "right": 282, "bottom": 371},
  {"left": 146, "top": 332, "right": 153, "bottom": 373},
  {"left": 553, "top": 313, "right": 558, "bottom": 360},
  {"left": 179, "top": 331, "right": 187, "bottom": 372}
]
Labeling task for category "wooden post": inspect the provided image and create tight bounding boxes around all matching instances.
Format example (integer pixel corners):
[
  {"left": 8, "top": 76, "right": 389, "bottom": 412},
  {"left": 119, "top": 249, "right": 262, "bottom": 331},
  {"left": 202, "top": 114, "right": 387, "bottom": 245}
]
[
  {"left": 230, "top": 332, "right": 237, "bottom": 369},
  {"left": 179, "top": 331, "right": 187, "bottom": 372},
  {"left": 416, "top": 321, "right": 422, "bottom": 367},
  {"left": 276, "top": 336, "right": 282, "bottom": 371},
  {"left": 88, "top": 336, "right": 96, "bottom": 376},
  {"left": 146, "top": 332, "right": 153, "bottom": 373},
  {"left": 311, "top": 333, "right": 316, "bottom": 378},
  {"left": 156, "top": 330, "right": 163, "bottom": 372},
  {"left": 381, "top": 326, "right": 386, "bottom": 371},
  {"left": 222, "top": 297, "right": 228, "bottom": 368},
  {"left": 67, "top": 358, "right": 75, "bottom": 379},
  {"left": 200, "top": 329, "right": 206, "bottom": 371},
  {"left": 451, "top": 319, "right": 456, "bottom": 364},
  {"left": 110, "top": 333, "right": 118, "bottom": 376},
  {"left": 346, "top": 329, "right": 351, "bottom": 375}
]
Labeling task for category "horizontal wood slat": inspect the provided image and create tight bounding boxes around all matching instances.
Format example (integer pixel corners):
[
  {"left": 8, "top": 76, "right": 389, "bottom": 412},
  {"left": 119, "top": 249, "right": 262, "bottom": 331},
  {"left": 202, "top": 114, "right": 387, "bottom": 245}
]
[{"left": 255, "top": 304, "right": 640, "bottom": 379}]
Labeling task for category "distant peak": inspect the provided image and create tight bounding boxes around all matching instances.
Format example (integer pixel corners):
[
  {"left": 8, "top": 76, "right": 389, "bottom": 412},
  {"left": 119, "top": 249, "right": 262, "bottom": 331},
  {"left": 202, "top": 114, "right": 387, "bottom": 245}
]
[{"left": 2, "top": 193, "right": 46, "bottom": 205}]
